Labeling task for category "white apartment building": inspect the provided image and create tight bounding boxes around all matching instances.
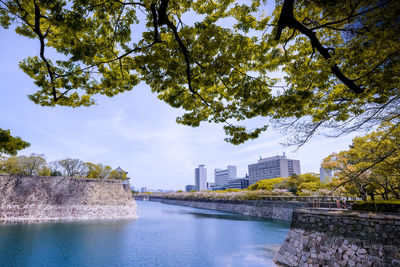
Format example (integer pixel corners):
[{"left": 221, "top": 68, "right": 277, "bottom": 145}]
[
  {"left": 214, "top": 166, "right": 237, "bottom": 186},
  {"left": 248, "top": 154, "right": 301, "bottom": 185}
]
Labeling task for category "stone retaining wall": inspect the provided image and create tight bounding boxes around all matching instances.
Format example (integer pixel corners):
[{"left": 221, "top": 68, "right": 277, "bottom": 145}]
[
  {"left": 0, "top": 175, "right": 137, "bottom": 223},
  {"left": 149, "top": 197, "right": 314, "bottom": 221},
  {"left": 274, "top": 209, "right": 400, "bottom": 266}
]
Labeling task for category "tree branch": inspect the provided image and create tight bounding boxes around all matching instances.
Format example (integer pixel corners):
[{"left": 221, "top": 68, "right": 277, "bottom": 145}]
[
  {"left": 275, "top": 0, "right": 364, "bottom": 94},
  {"left": 32, "top": 0, "right": 57, "bottom": 101}
]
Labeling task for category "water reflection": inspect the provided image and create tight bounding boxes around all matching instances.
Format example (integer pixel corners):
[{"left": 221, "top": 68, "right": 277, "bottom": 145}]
[
  {"left": 0, "top": 201, "right": 289, "bottom": 267},
  {"left": 163, "top": 207, "right": 290, "bottom": 227}
]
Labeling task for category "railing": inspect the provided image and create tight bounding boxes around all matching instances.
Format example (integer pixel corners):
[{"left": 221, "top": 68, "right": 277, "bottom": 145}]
[{"left": 260, "top": 196, "right": 360, "bottom": 202}]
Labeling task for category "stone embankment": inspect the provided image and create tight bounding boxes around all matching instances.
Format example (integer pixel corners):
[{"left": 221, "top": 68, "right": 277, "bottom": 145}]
[
  {"left": 147, "top": 197, "right": 321, "bottom": 221},
  {"left": 0, "top": 175, "right": 137, "bottom": 223},
  {"left": 274, "top": 209, "right": 400, "bottom": 266},
  {"left": 145, "top": 196, "right": 400, "bottom": 265}
]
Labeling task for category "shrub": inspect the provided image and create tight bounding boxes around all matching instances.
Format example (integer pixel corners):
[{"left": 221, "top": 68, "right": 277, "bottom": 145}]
[
  {"left": 351, "top": 200, "right": 400, "bottom": 213},
  {"left": 248, "top": 177, "right": 287, "bottom": 191}
]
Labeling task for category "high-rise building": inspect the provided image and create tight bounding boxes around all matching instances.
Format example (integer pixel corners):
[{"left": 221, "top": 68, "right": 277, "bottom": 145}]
[
  {"left": 214, "top": 166, "right": 237, "bottom": 186},
  {"left": 248, "top": 154, "right": 301, "bottom": 185},
  {"left": 195, "top": 165, "right": 207, "bottom": 191},
  {"left": 320, "top": 167, "right": 333, "bottom": 183}
]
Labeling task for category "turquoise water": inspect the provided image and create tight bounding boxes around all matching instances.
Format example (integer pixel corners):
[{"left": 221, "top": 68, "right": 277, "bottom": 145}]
[{"left": 0, "top": 201, "right": 289, "bottom": 267}]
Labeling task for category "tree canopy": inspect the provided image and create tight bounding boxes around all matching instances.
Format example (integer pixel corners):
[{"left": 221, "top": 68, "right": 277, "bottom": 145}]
[
  {"left": 0, "top": 154, "right": 128, "bottom": 179},
  {"left": 247, "top": 177, "right": 286, "bottom": 190},
  {"left": 0, "top": 128, "right": 30, "bottom": 156},
  {"left": 0, "top": 153, "right": 49, "bottom": 175},
  {"left": 323, "top": 123, "right": 400, "bottom": 200},
  {"left": 1, "top": 0, "right": 399, "bottom": 145}
]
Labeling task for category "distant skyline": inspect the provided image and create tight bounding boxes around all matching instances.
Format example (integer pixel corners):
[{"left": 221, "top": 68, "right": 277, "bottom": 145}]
[{"left": 1, "top": 27, "right": 361, "bottom": 190}]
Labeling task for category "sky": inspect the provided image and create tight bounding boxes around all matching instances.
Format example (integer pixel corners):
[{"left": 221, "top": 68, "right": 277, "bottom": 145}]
[{"left": 0, "top": 15, "right": 361, "bottom": 191}]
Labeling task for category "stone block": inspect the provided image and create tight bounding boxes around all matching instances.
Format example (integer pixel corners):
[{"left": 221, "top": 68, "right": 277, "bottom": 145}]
[
  {"left": 358, "top": 248, "right": 367, "bottom": 254},
  {"left": 347, "top": 249, "right": 356, "bottom": 257}
]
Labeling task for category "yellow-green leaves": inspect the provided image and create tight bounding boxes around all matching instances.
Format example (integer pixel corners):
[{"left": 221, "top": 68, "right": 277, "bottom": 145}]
[
  {"left": 323, "top": 123, "right": 400, "bottom": 200},
  {"left": 0, "top": 129, "right": 30, "bottom": 156},
  {"left": 1, "top": 0, "right": 399, "bottom": 145}
]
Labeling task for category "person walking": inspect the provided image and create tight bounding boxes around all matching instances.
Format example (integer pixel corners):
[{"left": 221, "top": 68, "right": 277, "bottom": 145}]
[{"left": 342, "top": 199, "right": 347, "bottom": 209}]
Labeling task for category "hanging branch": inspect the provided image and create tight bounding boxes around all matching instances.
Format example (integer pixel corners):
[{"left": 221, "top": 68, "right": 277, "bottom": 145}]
[{"left": 275, "top": 0, "right": 364, "bottom": 94}]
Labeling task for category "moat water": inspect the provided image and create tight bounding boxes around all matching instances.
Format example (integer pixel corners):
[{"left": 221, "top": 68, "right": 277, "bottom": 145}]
[{"left": 0, "top": 201, "right": 289, "bottom": 266}]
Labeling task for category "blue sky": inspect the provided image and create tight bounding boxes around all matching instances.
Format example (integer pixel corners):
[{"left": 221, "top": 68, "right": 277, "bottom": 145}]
[{"left": 0, "top": 23, "right": 359, "bottom": 191}]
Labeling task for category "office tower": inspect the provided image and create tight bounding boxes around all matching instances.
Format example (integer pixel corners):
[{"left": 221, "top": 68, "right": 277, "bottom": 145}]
[
  {"left": 195, "top": 165, "right": 207, "bottom": 191},
  {"left": 248, "top": 154, "right": 300, "bottom": 185},
  {"left": 214, "top": 165, "right": 237, "bottom": 186}
]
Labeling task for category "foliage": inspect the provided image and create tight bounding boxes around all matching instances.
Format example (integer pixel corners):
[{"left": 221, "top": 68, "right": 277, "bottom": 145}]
[
  {"left": 0, "top": 128, "right": 30, "bottom": 156},
  {"left": 248, "top": 177, "right": 287, "bottom": 191},
  {"left": 1, "top": 0, "right": 398, "bottom": 145},
  {"left": 48, "top": 161, "right": 63, "bottom": 176},
  {"left": 108, "top": 169, "right": 128, "bottom": 180},
  {"left": 351, "top": 201, "right": 400, "bottom": 213},
  {"left": 151, "top": 189, "right": 294, "bottom": 201},
  {"left": 212, "top": 188, "right": 241, "bottom": 193},
  {"left": 297, "top": 182, "right": 319, "bottom": 192},
  {"left": 323, "top": 123, "right": 400, "bottom": 200},
  {"left": 58, "top": 158, "right": 87, "bottom": 177},
  {"left": 279, "top": 173, "right": 320, "bottom": 195},
  {"left": 85, "top": 163, "right": 112, "bottom": 179},
  {"left": 0, "top": 154, "right": 48, "bottom": 176},
  {"left": 0, "top": 153, "right": 129, "bottom": 180},
  {"left": 37, "top": 166, "right": 51, "bottom": 176}
]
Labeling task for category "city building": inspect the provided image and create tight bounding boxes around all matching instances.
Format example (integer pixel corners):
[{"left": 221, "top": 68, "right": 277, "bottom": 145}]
[
  {"left": 320, "top": 167, "right": 333, "bottom": 183},
  {"left": 248, "top": 153, "right": 301, "bottom": 185},
  {"left": 140, "top": 187, "right": 147, "bottom": 193},
  {"left": 195, "top": 165, "right": 207, "bottom": 191},
  {"left": 185, "top": 185, "right": 196, "bottom": 192},
  {"left": 207, "top": 182, "right": 215, "bottom": 190},
  {"left": 227, "top": 178, "right": 249, "bottom": 189},
  {"left": 214, "top": 166, "right": 237, "bottom": 186},
  {"left": 211, "top": 185, "right": 227, "bottom": 191}
]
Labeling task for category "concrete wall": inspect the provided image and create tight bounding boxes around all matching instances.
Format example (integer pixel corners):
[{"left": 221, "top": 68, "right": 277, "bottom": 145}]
[
  {"left": 275, "top": 209, "right": 400, "bottom": 266},
  {"left": 0, "top": 175, "right": 137, "bottom": 223},
  {"left": 149, "top": 197, "right": 314, "bottom": 221}
]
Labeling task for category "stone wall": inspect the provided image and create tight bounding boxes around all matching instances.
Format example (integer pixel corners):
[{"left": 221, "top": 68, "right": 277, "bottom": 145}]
[
  {"left": 0, "top": 175, "right": 137, "bottom": 223},
  {"left": 149, "top": 197, "right": 314, "bottom": 221},
  {"left": 274, "top": 209, "right": 400, "bottom": 266}
]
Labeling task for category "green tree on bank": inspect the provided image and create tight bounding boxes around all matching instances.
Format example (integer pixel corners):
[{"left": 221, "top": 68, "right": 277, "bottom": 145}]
[
  {"left": 323, "top": 123, "right": 400, "bottom": 201},
  {"left": 248, "top": 177, "right": 286, "bottom": 191},
  {"left": 0, "top": 154, "right": 127, "bottom": 179},
  {"left": 0, "top": 0, "right": 398, "bottom": 147},
  {"left": 0, "top": 154, "right": 49, "bottom": 176},
  {"left": 247, "top": 173, "right": 342, "bottom": 196}
]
